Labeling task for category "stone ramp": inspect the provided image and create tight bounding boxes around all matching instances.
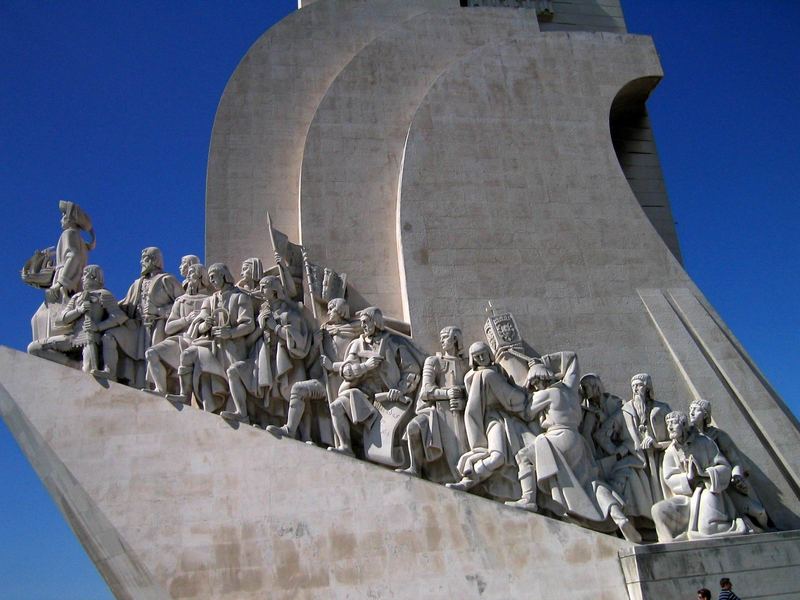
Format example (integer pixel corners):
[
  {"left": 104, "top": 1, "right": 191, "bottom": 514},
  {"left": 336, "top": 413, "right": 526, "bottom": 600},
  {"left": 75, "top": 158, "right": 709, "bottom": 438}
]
[{"left": 0, "top": 346, "right": 630, "bottom": 599}]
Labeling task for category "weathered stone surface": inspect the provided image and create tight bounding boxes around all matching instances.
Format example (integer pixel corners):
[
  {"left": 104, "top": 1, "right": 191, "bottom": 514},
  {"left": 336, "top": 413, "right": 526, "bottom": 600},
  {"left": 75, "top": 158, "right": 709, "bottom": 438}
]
[
  {"left": 300, "top": 7, "right": 539, "bottom": 316},
  {"left": 206, "top": 0, "right": 458, "bottom": 273},
  {"left": 0, "top": 346, "right": 631, "bottom": 599},
  {"left": 619, "top": 530, "right": 800, "bottom": 600}
]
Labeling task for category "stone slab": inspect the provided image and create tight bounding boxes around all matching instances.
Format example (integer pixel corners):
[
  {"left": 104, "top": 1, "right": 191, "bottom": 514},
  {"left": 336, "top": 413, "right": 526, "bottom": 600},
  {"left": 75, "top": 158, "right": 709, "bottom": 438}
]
[
  {"left": 619, "top": 530, "right": 800, "bottom": 600},
  {"left": 0, "top": 346, "right": 632, "bottom": 599}
]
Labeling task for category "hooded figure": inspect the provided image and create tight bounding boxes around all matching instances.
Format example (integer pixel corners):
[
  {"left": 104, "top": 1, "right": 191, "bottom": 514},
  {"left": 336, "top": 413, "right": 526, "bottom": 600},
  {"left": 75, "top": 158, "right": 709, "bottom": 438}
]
[{"left": 49, "top": 200, "right": 96, "bottom": 301}]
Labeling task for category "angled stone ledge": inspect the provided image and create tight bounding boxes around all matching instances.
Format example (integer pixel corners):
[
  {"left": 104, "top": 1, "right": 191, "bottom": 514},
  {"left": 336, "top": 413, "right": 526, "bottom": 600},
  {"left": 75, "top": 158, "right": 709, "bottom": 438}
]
[{"left": 0, "top": 346, "right": 631, "bottom": 599}]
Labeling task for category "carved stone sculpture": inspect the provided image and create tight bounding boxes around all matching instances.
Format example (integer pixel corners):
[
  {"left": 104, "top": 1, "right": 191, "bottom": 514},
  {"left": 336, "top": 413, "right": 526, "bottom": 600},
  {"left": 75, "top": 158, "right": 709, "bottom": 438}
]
[
  {"left": 651, "top": 411, "right": 751, "bottom": 542},
  {"left": 99, "top": 247, "right": 184, "bottom": 387},
  {"left": 396, "top": 326, "right": 469, "bottom": 483},
  {"left": 178, "top": 255, "right": 202, "bottom": 290},
  {"left": 446, "top": 342, "right": 535, "bottom": 500},
  {"left": 237, "top": 257, "right": 264, "bottom": 293},
  {"left": 224, "top": 275, "right": 311, "bottom": 424},
  {"left": 169, "top": 263, "right": 255, "bottom": 412},
  {"left": 579, "top": 373, "right": 623, "bottom": 459},
  {"left": 145, "top": 263, "right": 210, "bottom": 395},
  {"left": 268, "top": 298, "right": 359, "bottom": 441},
  {"left": 328, "top": 307, "right": 421, "bottom": 464},
  {"left": 23, "top": 201, "right": 97, "bottom": 351},
  {"left": 505, "top": 352, "right": 641, "bottom": 542},
  {"left": 593, "top": 399, "right": 656, "bottom": 528},
  {"left": 28, "top": 265, "right": 127, "bottom": 372},
  {"left": 689, "top": 398, "right": 768, "bottom": 529},
  {"left": 621, "top": 373, "right": 672, "bottom": 504}
]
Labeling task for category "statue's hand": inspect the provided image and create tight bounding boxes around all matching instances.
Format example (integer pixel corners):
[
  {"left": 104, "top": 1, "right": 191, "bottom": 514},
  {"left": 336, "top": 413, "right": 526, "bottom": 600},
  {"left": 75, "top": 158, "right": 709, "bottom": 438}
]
[
  {"left": 212, "top": 325, "right": 232, "bottom": 340},
  {"left": 447, "top": 387, "right": 464, "bottom": 400},
  {"left": 386, "top": 388, "right": 403, "bottom": 403},
  {"left": 320, "top": 355, "right": 334, "bottom": 372},
  {"left": 83, "top": 321, "right": 98, "bottom": 333},
  {"left": 640, "top": 435, "right": 655, "bottom": 450},
  {"left": 274, "top": 251, "right": 283, "bottom": 266},
  {"left": 364, "top": 357, "right": 382, "bottom": 371},
  {"left": 78, "top": 300, "right": 92, "bottom": 314}
]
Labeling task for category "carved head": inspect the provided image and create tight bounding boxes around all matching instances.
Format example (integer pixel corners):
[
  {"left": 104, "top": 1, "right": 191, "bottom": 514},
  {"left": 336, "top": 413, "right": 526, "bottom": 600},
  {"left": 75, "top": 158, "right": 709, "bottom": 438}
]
[
  {"left": 579, "top": 373, "right": 605, "bottom": 402},
  {"left": 140, "top": 247, "right": 164, "bottom": 276},
  {"left": 688, "top": 398, "right": 712, "bottom": 429},
  {"left": 327, "top": 298, "right": 349, "bottom": 322},
  {"left": 357, "top": 307, "right": 384, "bottom": 337},
  {"left": 258, "top": 275, "right": 285, "bottom": 301},
  {"left": 82, "top": 265, "right": 104, "bottom": 290},
  {"left": 240, "top": 257, "right": 264, "bottom": 283},
  {"left": 630, "top": 373, "right": 654, "bottom": 402},
  {"left": 207, "top": 263, "right": 234, "bottom": 291},
  {"left": 439, "top": 326, "right": 465, "bottom": 358},
  {"left": 468, "top": 341, "right": 493, "bottom": 369},
  {"left": 526, "top": 362, "right": 555, "bottom": 392},
  {"left": 179, "top": 255, "right": 200, "bottom": 278},
  {"left": 185, "top": 263, "right": 208, "bottom": 294},
  {"left": 59, "top": 200, "right": 92, "bottom": 232},
  {"left": 665, "top": 411, "right": 689, "bottom": 442}
]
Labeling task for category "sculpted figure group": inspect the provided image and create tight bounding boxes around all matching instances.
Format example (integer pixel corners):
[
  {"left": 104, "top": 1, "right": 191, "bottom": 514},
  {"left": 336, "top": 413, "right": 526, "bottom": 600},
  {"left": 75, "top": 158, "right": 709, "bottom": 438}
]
[{"left": 22, "top": 201, "right": 772, "bottom": 545}]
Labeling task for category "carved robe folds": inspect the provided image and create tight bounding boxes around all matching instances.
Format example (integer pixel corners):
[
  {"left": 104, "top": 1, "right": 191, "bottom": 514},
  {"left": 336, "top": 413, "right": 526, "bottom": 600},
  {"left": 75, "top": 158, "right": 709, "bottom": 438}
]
[
  {"left": 621, "top": 398, "right": 671, "bottom": 503},
  {"left": 459, "top": 366, "right": 534, "bottom": 500},
  {"left": 183, "top": 288, "right": 255, "bottom": 412},
  {"left": 411, "top": 353, "right": 469, "bottom": 483},
  {"left": 652, "top": 431, "right": 749, "bottom": 542},
  {"left": 336, "top": 330, "right": 420, "bottom": 466}
]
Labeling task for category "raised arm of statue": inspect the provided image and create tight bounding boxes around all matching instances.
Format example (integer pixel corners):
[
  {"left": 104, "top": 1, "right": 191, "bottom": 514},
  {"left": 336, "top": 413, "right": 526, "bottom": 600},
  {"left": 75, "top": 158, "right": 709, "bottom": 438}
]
[
  {"left": 527, "top": 387, "right": 553, "bottom": 420},
  {"left": 539, "top": 351, "right": 579, "bottom": 390}
]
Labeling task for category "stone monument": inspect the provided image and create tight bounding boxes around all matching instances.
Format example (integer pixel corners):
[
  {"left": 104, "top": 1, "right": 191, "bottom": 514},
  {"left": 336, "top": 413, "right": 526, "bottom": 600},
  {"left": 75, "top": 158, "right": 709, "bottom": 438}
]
[{"left": 2, "top": 1, "right": 800, "bottom": 599}]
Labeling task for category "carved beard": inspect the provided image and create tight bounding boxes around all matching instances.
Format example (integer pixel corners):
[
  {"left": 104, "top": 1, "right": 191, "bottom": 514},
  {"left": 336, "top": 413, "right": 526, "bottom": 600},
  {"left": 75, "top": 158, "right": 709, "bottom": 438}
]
[{"left": 633, "top": 391, "right": 647, "bottom": 420}]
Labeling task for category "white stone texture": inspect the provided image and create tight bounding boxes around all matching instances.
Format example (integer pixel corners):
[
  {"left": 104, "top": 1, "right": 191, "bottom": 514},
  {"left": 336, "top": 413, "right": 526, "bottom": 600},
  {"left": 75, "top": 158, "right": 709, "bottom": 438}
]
[
  {"left": 205, "top": 0, "right": 459, "bottom": 273},
  {"left": 299, "top": 8, "right": 539, "bottom": 317},
  {"left": 619, "top": 530, "right": 800, "bottom": 600},
  {"left": 0, "top": 346, "right": 631, "bottom": 599},
  {"left": 396, "top": 32, "right": 800, "bottom": 527}
]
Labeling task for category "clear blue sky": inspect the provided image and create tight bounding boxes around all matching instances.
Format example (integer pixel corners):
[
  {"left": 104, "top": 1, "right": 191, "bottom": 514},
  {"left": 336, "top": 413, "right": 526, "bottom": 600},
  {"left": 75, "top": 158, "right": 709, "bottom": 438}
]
[{"left": 0, "top": 1, "right": 797, "bottom": 597}]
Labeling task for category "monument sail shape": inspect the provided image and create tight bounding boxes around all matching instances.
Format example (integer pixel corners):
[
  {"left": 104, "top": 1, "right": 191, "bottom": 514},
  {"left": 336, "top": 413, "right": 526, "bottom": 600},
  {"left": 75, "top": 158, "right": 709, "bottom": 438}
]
[{"left": 3, "top": 1, "right": 800, "bottom": 599}]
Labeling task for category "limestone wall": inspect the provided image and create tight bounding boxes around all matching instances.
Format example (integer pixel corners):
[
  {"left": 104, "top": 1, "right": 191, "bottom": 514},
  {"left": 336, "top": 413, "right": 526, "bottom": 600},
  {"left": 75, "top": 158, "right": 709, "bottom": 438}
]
[{"left": 0, "top": 347, "right": 631, "bottom": 599}]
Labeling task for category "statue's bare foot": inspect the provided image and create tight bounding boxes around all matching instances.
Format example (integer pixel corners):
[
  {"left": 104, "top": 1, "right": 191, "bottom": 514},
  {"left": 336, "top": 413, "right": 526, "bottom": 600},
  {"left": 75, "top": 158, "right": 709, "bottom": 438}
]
[
  {"left": 140, "top": 388, "right": 164, "bottom": 396},
  {"left": 327, "top": 446, "right": 355, "bottom": 457},
  {"left": 618, "top": 518, "right": 642, "bottom": 544},
  {"left": 505, "top": 498, "right": 538, "bottom": 513},
  {"left": 445, "top": 478, "right": 475, "bottom": 492},
  {"left": 165, "top": 393, "right": 191, "bottom": 405},
  {"left": 220, "top": 410, "right": 249, "bottom": 424},
  {"left": 395, "top": 467, "right": 420, "bottom": 477}
]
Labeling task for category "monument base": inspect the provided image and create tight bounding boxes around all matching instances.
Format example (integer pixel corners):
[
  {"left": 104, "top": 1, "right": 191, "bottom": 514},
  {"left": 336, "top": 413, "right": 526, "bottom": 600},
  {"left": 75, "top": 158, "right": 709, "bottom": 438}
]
[
  {"left": 3, "top": 345, "right": 799, "bottom": 599},
  {"left": 620, "top": 529, "right": 800, "bottom": 600}
]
